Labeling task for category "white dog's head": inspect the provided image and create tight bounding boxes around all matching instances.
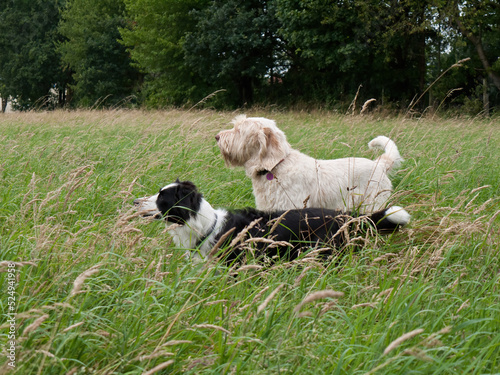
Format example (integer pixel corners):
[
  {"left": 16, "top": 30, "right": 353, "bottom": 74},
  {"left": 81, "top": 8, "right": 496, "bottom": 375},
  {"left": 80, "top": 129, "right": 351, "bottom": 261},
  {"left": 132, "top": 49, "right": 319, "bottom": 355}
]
[{"left": 215, "top": 115, "right": 292, "bottom": 172}]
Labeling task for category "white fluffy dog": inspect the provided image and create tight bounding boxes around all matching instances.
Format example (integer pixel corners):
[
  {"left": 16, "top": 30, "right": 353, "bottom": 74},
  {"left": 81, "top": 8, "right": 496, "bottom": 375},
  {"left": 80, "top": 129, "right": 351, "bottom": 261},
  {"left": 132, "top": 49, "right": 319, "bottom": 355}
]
[{"left": 215, "top": 115, "right": 403, "bottom": 213}]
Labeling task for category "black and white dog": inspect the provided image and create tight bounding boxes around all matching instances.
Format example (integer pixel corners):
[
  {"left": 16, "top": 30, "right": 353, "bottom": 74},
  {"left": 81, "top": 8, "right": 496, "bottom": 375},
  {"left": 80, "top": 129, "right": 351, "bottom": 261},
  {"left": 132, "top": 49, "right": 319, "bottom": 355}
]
[{"left": 134, "top": 180, "right": 410, "bottom": 264}]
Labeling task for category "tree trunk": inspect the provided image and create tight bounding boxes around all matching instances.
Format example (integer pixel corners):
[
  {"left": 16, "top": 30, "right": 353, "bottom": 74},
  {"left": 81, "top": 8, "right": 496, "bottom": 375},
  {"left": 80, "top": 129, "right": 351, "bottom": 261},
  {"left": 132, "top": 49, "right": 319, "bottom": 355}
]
[
  {"left": 483, "top": 77, "right": 489, "bottom": 116},
  {"left": 1, "top": 97, "right": 7, "bottom": 113},
  {"left": 238, "top": 76, "right": 253, "bottom": 107}
]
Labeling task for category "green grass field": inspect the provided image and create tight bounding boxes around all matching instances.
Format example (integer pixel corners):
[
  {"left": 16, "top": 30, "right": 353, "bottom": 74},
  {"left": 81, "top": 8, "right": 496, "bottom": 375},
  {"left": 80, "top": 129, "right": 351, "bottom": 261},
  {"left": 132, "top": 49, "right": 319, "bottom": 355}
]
[{"left": 1, "top": 110, "right": 499, "bottom": 374}]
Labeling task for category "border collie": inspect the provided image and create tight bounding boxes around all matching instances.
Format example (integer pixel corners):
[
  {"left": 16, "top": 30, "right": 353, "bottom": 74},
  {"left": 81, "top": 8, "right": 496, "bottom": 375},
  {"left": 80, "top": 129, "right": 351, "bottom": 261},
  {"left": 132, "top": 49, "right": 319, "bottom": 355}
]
[{"left": 134, "top": 180, "right": 410, "bottom": 264}]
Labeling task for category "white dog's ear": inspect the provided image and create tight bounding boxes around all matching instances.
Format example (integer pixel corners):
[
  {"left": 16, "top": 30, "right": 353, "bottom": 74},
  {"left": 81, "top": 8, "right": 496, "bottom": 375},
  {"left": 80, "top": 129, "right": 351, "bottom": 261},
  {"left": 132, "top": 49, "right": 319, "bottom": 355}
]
[{"left": 258, "top": 127, "right": 288, "bottom": 171}]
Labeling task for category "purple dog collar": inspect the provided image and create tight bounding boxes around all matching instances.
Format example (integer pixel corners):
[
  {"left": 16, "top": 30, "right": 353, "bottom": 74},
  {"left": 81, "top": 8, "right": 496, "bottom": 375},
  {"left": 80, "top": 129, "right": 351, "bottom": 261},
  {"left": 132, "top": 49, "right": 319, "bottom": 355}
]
[{"left": 257, "top": 158, "right": 285, "bottom": 181}]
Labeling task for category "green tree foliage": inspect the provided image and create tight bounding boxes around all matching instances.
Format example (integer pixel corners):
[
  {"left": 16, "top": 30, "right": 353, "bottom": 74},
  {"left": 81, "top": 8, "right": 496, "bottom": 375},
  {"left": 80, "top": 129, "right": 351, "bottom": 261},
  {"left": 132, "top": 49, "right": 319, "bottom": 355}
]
[
  {"left": 58, "top": 0, "right": 140, "bottom": 107},
  {"left": 1, "top": 0, "right": 498, "bottom": 112},
  {"left": 275, "top": 0, "right": 435, "bottom": 106},
  {"left": 275, "top": 0, "right": 371, "bottom": 103},
  {"left": 419, "top": 0, "right": 500, "bottom": 112},
  {"left": 440, "top": 0, "right": 500, "bottom": 90},
  {"left": 0, "top": 0, "right": 68, "bottom": 110},
  {"left": 183, "top": 0, "right": 283, "bottom": 106},
  {"left": 119, "top": 0, "right": 210, "bottom": 107}
]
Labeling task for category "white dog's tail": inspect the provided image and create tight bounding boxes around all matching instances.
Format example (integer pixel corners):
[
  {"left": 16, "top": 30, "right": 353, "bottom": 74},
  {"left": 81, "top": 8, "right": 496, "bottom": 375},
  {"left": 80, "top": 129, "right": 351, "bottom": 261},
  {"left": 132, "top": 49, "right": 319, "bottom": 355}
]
[
  {"left": 368, "top": 135, "right": 403, "bottom": 173},
  {"left": 369, "top": 206, "right": 410, "bottom": 232}
]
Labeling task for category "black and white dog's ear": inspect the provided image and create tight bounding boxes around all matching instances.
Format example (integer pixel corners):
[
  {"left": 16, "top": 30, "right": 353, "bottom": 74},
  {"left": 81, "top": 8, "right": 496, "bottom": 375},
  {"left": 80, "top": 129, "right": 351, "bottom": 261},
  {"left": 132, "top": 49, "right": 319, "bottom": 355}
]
[
  {"left": 175, "top": 181, "right": 199, "bottom": 202},
  {"left": 179, "top": 180, "right": 197, "bottom": 192},
  {"left": 183, "top": 181, "right": 202, "bottom": 210}
]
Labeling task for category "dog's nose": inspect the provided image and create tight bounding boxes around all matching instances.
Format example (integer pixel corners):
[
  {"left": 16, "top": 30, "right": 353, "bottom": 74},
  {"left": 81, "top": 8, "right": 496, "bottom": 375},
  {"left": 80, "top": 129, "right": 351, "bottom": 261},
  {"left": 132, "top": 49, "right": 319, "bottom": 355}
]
[
  {"left": 133, "top": 198, "right": 141, "bottom": 206},
  {"left": 215, "top": 134, "right": 220, "bottom": 142}
]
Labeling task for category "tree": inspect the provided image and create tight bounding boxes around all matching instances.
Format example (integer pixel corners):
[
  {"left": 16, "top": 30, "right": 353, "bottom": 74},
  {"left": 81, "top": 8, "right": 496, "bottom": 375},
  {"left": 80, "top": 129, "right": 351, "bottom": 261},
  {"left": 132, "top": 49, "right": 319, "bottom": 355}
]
[
  {"left": 275, "top": 0, "right": 373, "bottom": 103},
  {"left": 183, "top": 0, "right": 283, "bottom": 106},
  {"left": 120, "top": 0, "right": 210, "bottom": 107},
  {"left": 442, "top": 0, "right": 500, "bottom": 90},
  {"left": 58, "top": 0, "right": 140, "bottom": 107},
  {"left": 0, "top": 0, "right": 68, "bottom": 110},
  {"left": 275, "top": 0, "right": 437, "bottom": 107}
]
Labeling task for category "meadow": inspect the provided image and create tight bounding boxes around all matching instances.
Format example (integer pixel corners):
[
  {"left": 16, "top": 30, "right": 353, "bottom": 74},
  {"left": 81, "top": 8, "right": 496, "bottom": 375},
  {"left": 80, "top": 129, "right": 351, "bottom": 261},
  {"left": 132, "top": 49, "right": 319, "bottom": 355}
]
[{"left": 0, "top": 109, "right": 499, "bottom": 374}]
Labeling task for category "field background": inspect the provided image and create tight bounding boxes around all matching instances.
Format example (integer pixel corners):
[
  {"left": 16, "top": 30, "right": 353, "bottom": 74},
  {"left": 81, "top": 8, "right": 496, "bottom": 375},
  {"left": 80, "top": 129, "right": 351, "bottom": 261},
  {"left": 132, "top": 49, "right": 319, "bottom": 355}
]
[{"left": 0, "top": 110, "right": 499, "bottom": 374}]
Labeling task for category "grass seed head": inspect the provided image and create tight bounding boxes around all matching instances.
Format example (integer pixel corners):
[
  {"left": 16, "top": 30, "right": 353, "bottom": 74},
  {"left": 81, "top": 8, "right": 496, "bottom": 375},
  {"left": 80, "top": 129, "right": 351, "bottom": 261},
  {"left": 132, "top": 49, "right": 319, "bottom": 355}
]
[
  {"left": 257, "top": 284, "right": 284, "bottom": 314},
  {"left": 294, "top": 290, "right": 344, "bottom": 313},
  {"left": 142, "top": 360, "right": 175, "bottom": 375},
  {"left": 22, "top": 314, "right": 49, "bottom": 336},
  {"left": 69, "top": 264, "right": 101, "bottom": 297},
  {"left": 383, "top": 328, "right": 425, "bottom": 355},
  {"left": 191, "top": 324, "right": 231, "bottom": 335}
]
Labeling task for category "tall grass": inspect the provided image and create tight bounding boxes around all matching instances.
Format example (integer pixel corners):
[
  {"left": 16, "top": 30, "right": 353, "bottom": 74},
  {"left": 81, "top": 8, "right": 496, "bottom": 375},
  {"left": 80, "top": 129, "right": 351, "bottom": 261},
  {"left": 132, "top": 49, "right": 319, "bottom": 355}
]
[{"left": 0, "top": 109, "right": 499, "bottom": 374}]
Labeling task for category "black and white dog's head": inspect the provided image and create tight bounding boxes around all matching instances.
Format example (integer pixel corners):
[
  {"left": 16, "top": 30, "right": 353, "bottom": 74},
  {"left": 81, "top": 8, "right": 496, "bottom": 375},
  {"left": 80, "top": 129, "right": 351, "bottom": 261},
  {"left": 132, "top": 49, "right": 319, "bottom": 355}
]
[
  {"left": 134, "top": 179, "right": 224, "bottom": 261},
  {"left": 134, "top": 179, "right": 202, "bottom": 224}
]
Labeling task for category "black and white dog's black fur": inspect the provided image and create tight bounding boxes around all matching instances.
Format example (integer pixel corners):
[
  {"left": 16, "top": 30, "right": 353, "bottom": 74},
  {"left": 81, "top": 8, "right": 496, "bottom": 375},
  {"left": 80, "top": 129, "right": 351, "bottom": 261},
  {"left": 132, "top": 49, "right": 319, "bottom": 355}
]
[{"left": 134, "top": 180, "right": 410, "bottom": 264}]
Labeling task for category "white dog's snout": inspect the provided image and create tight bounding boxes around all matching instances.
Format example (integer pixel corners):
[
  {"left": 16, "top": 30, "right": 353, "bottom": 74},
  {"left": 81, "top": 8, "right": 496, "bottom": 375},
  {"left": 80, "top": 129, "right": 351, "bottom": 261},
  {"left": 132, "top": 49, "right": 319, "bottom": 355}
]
[
  {"left": 133, "top": 194, "right": 162, "bottom": 218},
  {"left": 215, "top": 134, "right": 220, "bottom": 142}
]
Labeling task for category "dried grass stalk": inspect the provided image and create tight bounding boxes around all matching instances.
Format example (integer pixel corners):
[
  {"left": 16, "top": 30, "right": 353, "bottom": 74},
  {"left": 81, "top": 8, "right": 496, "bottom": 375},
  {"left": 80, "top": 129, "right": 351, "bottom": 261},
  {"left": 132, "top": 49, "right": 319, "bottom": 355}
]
[
  {"left": 207, "top": 227, "right": 236, "bottom": 259},
  {"left": 294, "top": 266, "right": 315, "bottom": 287},
  {"left": 42, "top": 302, "right": 74, "bottom": 311},
  {"left": 470, "top": 185, "right": 491, "bottom": 194},
  {"left": 187, "top": 89, "right": 226, "bottom": 111},
  {"left": 383, "top": 328, "right": 424, "bottom": 355},
  {"left": 294, "top": 290, "right": 344, "bottom": 313},
  {"left": 251, "top": 286, "right": 270, "bottom": 305},
  {"left": 298, "top": 311, "right": 313, "bottom": 318},
  {"left": 320, "top": 301, "right": 339, "bottom": 315},
  {"left": 235, "top": 265, "right": 263, "bottom": 273},
  {"left": 409, "top": 57, "right": 470, "bottom": 114},
  {"left": 352, "top": 302, "right": 377, "bottom": 309},
  {"left": 142, "top": 360, "right": 175, "bottom": 375},
  {"left": 205, "top": 299, "right": 229, "bottom": 306},
  {"left": 303, "top": 247, "right": 331, "bottom": 258},
  {"left": 0, "top": 261, "right": 37, "bottom": 272},
  {"left": 402, "top": 348, "right": 432, "bottom": 361},
  {"left": 371, "top": 253, "right": 398, "bottom": 264},
  {"left": 192, "top": 324, "right": 231, "bottom": 335},
  {"left": 487, "top": 210, "right": 500, "bottom": 233},
  {"left": 162, "top": 340, "right": 193, "bottom": 346},
  {"left": 69, "top": 264, "right": 101, "bottom": 297},
  {"left": 302, "top": 195, "right": 310, "bottom": 209},
  {"left": 136, "top": 351, "right": 174, "bottom": 361},
  {"left": 374, "top": 288, "right": 393, "bottom": 300},
  {"left": 229, "top": 218, "right": 263, "bottom": 247},
  {"left": 347, "top": 84, "right": 363, "bottom": 115},
  {"left": 35, "top": 350, "right": 56, "bottom": 358},
  {"left": 62, "top": 321, "right": 84, "bottom": 332},
  {"left": 267, "top": 210, "right": 290, "bottom": 234},
  {"left": 360, "top": 99, "right": 376, "bottom": 114},
  {"left": 23, "top": 314, "right": 49, "bottom": 336},
  {"left": 437, "top": 326, "right": 451, "bottom": 335},
  {"left": 456, "top": 299, "right": 470, "bottom": 314},
  {"left": 257, "top": 284, "right": 284, "bottom": 314},
  {"left": 245, "top": 237, "right": 293, "bottom": 248},
  {"left": 95, "top": 330, "right": 111, "bottom": 337}
]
